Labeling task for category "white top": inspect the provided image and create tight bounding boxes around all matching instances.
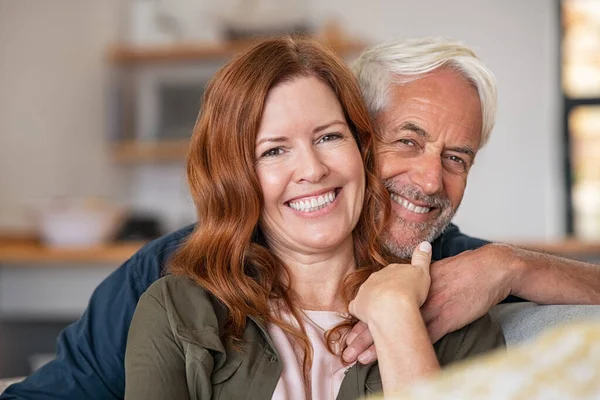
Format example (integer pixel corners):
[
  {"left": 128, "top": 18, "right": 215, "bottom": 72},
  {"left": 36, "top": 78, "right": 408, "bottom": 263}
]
[{"left": 267, "top": 309, "right": 355, "bottom": 400}]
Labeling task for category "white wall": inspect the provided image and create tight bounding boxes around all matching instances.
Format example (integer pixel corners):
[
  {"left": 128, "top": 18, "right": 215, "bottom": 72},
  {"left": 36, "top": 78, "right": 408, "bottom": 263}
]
[{"left": 0, "top": 0, "right": 124, "bottom": 229}]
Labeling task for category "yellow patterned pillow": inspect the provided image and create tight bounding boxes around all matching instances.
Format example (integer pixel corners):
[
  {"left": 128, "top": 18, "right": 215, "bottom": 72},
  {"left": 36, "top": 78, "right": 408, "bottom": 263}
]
[{"left": 383, "top": 322, "right": 600, "bottom": 400}]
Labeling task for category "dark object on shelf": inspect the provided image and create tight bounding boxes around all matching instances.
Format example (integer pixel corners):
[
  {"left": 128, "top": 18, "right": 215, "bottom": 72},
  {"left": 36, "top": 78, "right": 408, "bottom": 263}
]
[
  {"left": 222, "top": 24, "right": 312, "bottom": 42},
  {"left": 113, "top": 214, "right": 163, "bottom": 242}
]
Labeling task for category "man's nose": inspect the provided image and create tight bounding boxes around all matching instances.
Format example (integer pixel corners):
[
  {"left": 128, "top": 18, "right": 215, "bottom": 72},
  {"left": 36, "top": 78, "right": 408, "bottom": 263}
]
[
  {"left": 410, "top": 153, "right": 443, "bottom": 195},
  {"left": 294, "top": 148, "right": 329, "bottom": 183}
]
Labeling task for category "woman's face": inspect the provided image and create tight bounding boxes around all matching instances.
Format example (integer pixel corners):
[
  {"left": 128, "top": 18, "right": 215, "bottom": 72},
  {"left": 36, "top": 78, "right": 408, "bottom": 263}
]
[{"left": 255, "top": 76, "right": 365, "bottom": 254}]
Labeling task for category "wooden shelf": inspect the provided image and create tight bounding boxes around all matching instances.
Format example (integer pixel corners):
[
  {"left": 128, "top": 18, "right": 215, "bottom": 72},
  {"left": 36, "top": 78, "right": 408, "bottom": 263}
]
[
  {"left": 108, "top": 37, "right": 366, "bottom": 65},
  {"left": 113, "top": 140, "right": 190, "bottom": 163},
  {"left": 0, "top": 235, "right": 598, "bottom": 266},
  {"left": 0, "top": 239, "right": 146, "bottom": 265}
]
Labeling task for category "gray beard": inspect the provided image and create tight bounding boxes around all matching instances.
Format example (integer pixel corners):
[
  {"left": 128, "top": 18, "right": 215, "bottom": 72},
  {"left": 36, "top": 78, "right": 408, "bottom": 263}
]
[
  {"left": 381, "top": 180, "right": 457, "bottom": 259},
  {"left": 382, "top": 215, "right": 454, "bottom": 259}
]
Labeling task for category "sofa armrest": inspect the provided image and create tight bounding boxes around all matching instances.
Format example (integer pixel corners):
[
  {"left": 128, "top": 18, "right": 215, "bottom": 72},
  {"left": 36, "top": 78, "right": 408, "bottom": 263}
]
[{"left": 490, "top": 302, "right": 600, "bottom": 346}]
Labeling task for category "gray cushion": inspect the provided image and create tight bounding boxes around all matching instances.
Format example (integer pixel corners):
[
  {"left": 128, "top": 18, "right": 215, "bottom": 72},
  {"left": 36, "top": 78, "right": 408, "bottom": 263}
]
[{"left": 490, "top": 302, "right": 600, "bottom": 346}]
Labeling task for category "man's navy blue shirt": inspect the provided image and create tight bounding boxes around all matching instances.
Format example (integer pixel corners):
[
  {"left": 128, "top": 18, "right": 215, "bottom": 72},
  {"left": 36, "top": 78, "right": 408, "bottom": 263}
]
[{"left": 1, "top": 223, "right": 510, "bottom": 399}]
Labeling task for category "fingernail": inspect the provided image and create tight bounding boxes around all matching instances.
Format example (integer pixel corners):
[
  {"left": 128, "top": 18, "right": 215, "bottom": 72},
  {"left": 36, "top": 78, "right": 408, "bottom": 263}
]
[
  {"left": 342, "top": 348, "right": 356, "bottom": 362},
  {"left": 419, "top": 241, "right": 432, "bottom": 253},
  {"left": 346, "top": 332, "right": 357, "bottom": 345},
  {"left": 358, "top": 353, "right": 370, "bottom": 364}
]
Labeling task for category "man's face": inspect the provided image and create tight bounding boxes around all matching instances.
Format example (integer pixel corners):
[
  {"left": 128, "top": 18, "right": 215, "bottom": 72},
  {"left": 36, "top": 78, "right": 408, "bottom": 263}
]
[{"left": 376, "top": 69, "right": 483, "bottom": 258}]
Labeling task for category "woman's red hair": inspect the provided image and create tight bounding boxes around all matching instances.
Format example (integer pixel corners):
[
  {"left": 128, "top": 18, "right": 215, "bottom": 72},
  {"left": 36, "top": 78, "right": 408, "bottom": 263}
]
[{"left": 169, "top": 36, "right": 396, "bottom": 385}]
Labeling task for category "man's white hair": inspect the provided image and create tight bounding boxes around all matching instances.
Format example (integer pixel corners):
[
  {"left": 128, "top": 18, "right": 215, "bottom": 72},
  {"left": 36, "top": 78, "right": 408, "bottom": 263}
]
[{"left": 352, "top": 37, "right": 497, "bottom": 147}]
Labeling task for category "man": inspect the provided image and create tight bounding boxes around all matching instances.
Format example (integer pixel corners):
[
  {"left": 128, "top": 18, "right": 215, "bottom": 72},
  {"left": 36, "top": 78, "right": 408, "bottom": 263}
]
[
  {"left": 2, "top": 38, "right": 599, "bottom": 400},
  {"left": 341, "top": 37, "right": 600, "bottom": 364}
]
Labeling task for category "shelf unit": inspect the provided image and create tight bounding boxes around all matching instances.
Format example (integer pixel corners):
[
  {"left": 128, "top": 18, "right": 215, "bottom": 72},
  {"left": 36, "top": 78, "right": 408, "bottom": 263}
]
[
  {"left": 109, "top": 34, "right": 366, "bottom": 164},
  {"left": 113, "top": 139, "right": 190, "bottom": 164},
  {"left": 109, "top": 37, "right": 366, "bottom": 65}
]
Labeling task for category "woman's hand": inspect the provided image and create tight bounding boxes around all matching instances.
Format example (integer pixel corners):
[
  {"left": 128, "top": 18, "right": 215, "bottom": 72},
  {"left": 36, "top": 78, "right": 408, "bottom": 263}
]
[
  {"left": 347, "top": 242, "right": 439, "bottom": 391},
  {"left": 348, "top": 242, "right": 433, "bottom": 325}
]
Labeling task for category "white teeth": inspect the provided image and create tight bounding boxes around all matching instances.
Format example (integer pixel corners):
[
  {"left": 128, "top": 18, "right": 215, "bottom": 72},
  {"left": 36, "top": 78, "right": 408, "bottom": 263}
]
[
  {"left": 288, "top": 190, "right": 337, "bottom": 213},
  {"left": 390, "top": 193, "right": 431, "bottom": 214}
]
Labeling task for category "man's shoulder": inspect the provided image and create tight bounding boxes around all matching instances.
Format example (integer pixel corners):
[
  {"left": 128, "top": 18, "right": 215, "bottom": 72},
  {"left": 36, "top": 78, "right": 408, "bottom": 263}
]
[
  {"left": 433, "top": 223, "right": 490, "bottom": 260},
  {"left": 132, "top": 224, "right": 196, "bottom": 274}
]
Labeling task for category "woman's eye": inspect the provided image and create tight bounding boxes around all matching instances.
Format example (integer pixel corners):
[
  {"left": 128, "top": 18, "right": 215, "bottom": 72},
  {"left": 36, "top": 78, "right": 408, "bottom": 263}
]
[
  {"left": 261, "top": 147, "right": 284, "bottom": 158},
  {"left": 318, "top": 133, "right": 343, "bottom": 143}
]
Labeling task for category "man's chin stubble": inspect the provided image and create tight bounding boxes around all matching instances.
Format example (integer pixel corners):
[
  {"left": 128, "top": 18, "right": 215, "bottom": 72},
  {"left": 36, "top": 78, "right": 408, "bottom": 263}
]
[{"left": 382, "top": 215, "right": 454, "bottom": 259}]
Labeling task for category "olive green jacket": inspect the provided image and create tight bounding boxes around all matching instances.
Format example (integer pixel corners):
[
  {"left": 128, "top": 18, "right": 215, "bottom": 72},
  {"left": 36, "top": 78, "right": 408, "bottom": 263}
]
[{"left": 125, "top": 275, "right": 505, "bottom": 399}]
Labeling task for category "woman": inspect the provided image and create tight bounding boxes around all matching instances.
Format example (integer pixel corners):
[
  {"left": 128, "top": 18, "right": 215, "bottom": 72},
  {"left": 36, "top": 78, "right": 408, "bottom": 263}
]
[{"left": 124, "top": 37, "right": 503, "bottom": 399}]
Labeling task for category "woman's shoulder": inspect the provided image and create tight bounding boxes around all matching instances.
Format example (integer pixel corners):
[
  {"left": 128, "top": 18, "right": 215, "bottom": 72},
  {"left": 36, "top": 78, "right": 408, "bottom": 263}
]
[{"left": 142, "top": 274, "right": 224, "bottom": 335}]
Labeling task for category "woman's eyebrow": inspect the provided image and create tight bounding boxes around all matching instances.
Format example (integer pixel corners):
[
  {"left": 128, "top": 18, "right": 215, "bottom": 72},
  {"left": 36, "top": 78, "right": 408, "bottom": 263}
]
[
  {"left": 313, "top": 120, "right": 347, "bottom": 133},
  {"left": 256, "top": 136, "right": 288, "bottom": 146}
]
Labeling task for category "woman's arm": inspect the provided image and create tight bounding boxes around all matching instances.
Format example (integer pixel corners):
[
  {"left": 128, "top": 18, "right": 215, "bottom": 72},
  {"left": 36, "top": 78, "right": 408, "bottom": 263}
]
[
  {"left": 368, "top": 298, "right": 440, "bottom": 391},
  {"left": 349, "top": 242, "right": 439, "bottom": 394},
  {"left": 125, "top": 290, "right": 193, "bottom": 400}
]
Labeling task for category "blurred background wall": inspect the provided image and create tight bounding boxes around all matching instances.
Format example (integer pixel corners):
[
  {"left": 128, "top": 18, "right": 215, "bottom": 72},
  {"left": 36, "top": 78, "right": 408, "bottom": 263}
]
[
  {"left": 0, "top": 0, "right": 596, "bottom": 378},
  {"left": 0, "top": 0, "right": 562, "bottom": 240}
]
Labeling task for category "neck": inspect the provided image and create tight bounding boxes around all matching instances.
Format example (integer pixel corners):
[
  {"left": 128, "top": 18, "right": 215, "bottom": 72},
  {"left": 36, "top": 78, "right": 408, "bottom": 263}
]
[{"left": 269, "top": 236, "right": 356, "bottom": 313}]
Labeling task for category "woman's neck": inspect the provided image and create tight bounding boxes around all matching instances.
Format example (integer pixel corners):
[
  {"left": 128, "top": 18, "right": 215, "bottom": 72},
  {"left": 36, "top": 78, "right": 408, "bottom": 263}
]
[{"left": 269, "top": 237, "right": 356, "bottom": 313}]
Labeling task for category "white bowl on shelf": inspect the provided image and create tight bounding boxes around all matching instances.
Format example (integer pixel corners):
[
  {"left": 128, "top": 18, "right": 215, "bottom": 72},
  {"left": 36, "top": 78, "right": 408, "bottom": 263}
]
[{"left": 37, "top": 201, "right": 122, "bottom": 248}]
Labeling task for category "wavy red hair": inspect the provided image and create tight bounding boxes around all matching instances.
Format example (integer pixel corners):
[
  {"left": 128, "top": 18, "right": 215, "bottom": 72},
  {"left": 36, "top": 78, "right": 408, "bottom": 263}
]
[{"left": 169, "top": 37, "right": 397, "bottom": 385}]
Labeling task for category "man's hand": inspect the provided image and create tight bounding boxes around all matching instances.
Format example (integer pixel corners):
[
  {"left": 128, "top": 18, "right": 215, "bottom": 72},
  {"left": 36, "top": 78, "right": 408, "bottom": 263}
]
[
  {"left": 342, "top": 320, "right": 377, "bottom": 364},
  {"left": 422, "top": 243, "right": 517, "bottom": 342}
]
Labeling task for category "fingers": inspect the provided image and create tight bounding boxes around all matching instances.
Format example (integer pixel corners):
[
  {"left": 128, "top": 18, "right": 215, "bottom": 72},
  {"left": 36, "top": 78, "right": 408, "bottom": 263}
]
[
  {"left": 411, "top": 241, "right": 432, "bottom": 270},
  {"left": 342, "top": 321, "right": 372, "bottom": 363},
  {"left": 357, "top": 345, "right": 377, "bottom": 364},
  {"left": 345, "top": 320, "right": 368, "bottom": 345}
]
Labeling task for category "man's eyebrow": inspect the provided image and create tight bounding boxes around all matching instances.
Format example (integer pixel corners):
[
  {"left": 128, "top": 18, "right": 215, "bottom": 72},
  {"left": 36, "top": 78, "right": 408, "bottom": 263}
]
[
  {"left": 447, "top": 146, "right": 476, "bottom": 161},
  {"left": 313, "top": 120, "right": 347, "bottom": 133},
  {"left": 397, "top": 121, "right": 430, "bottom": 139},
  {"left": 397, "top": 121, "right": 476, "bottom": 161}
]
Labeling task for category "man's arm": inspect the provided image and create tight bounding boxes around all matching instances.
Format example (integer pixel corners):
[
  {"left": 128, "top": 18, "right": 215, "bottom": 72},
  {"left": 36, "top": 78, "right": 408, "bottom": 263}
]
[
  {"left": 342, "top": 224, "right": 600, "bottom": 362},
  {"left": 423, "top": 232, "right": 600, "bottom": 342},
  {"left": 0, "top": 227, "right": 191, "bottom": 400}
]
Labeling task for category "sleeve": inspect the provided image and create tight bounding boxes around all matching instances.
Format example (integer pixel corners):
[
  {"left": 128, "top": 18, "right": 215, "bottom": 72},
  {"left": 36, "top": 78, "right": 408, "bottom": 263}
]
[
  {"left": 436, "top": 224, "right": 490, "bottom": 259},
  {"left": 124, "top": 291, "right": 191, "bottom": 400},
  {"left": 434, "top": 313, "right": 506, "bottom": 367},
  {"left": 0, "top": 252, "right": 159, "bottom": 400},
  {"left": 436, "top": 224, "right": 524, "bottom": 303}
]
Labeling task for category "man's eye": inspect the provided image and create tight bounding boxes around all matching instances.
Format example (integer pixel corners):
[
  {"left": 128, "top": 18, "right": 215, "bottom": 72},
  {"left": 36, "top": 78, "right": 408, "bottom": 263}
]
[
  {"left": 397, "top": 139, "right": 416, "bottom": 147},
  {"left": 443, "top": 155, "right": 468, "bottom": 173},
  {"left": 447, "top": 155, "right": 465, "bottom": 164},
  {"left": 318, "top": 133, "right": 343, "bottom": 143},
  {"left": 261, "top": 147, "right": 284, "bottom": 158}
]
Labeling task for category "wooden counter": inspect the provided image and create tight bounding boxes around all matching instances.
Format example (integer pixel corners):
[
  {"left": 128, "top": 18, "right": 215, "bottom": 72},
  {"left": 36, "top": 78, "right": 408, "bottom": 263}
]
[
  {"left": 0, "top": 238, "right": 145, "bottom": 265},
  {"left": 0, "top": 236, "right": 598, "bottom": 266}
]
